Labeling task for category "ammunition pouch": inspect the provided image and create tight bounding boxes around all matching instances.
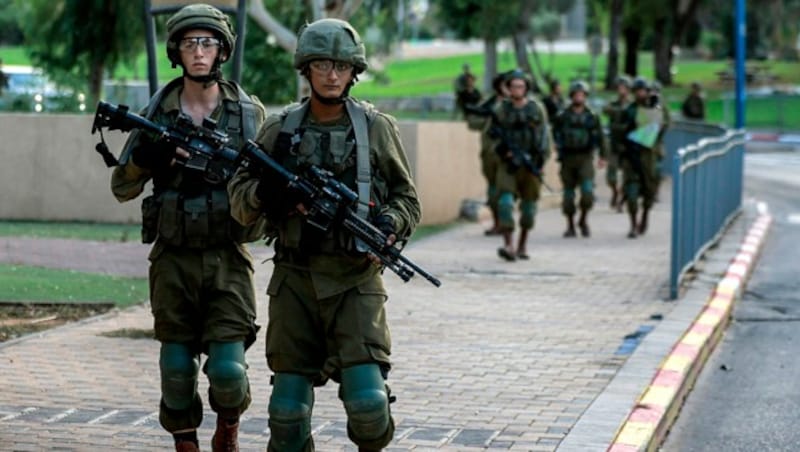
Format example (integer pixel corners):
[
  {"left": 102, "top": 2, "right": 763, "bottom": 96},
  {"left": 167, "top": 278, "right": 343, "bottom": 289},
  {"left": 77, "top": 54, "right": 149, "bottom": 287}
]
[{"left": 146, "top": 189, "right": 264, "bottom": 248}]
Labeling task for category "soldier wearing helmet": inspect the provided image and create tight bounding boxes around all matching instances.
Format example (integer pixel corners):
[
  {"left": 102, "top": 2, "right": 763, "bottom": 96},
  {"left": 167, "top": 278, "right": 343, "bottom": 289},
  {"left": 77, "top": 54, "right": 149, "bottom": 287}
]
[
  {"left": 602, "top": 75, "right": 633, "bottom": 211},
  {"left": 465, "top": 70, "right": 511, "bottom": 236},
  {"left": 682, "top": 81, "right": 706, "bottom": 120},
  {"left": 110, "top": 4, "right": 266, "bottom": 451},
  {"left": 489, "top": 68, "right": 552, "bottom": 261},
  {"left": 228, "top": 18, "right": 420, "bottom": 451},
  {"left": 542, "top": 78, "right": 566, "bottom": 121},
  {"left": 552, "top": 80, "right": 606, "bottom": 237},
  {"left": 619, "top": 77, "right": 667, "bottom": 238}
]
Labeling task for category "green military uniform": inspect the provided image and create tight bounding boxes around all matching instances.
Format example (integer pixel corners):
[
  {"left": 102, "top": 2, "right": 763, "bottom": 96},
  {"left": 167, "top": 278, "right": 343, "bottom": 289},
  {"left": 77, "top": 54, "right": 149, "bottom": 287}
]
[
  {"left": 681, "top": 92, "right": 705, "bottom": 120},
  {"left": 553, "top": 104, "right": 604, "bottom": 219},
  {"left": 542, "top": 92, "right": 565, "bottom": 122},
  {"left": 620, "top": 101, "right": 663, "bottom": 234},
  {"left": 465, "top": 94, "right": 504, "bottom": 228},
  {"left": 651, "top": 102, "right": 670, "bottom": 202},
  {"left": 111, "top": 77, "right": 266, "bottom": 433},
  {"left": 603, "top": 96, "right": 631, "bottom": 198},
  {"left": 491, "top": 98, "right": 551, "bottom": 233}
]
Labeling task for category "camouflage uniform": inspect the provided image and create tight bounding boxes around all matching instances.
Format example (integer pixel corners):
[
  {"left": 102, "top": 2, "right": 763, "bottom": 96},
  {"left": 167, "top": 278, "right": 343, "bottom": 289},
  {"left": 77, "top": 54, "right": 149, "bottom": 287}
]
[
  {"left": 491, "top": 95, "right": 551, "bottom": 256},
  {"left": 602, "top": 79, "right": 632, "bottom": 209},
  {"left": 109, "top": 5, "right": 266, "bottom": 450},
  {"left": 228, "top": 18, "right": 420, "bottom": 451},
  {"left": 553, "top": 83, "right": 605, "bottom": 237}
]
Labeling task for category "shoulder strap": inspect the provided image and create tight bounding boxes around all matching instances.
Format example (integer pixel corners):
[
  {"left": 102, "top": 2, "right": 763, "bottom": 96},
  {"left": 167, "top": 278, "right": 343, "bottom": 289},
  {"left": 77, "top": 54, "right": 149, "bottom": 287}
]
[
  {"left": 275, "top": 99, "right": 310, "bottom": 152},
  {"left": 344, "top": 98, "right": 371, "bottom": 223},
  {"left": 234, "top": 83, "right": 259, "bottom": 140},
  {"left": 118, "top": 77, "right": 182, "bottom": 165}
]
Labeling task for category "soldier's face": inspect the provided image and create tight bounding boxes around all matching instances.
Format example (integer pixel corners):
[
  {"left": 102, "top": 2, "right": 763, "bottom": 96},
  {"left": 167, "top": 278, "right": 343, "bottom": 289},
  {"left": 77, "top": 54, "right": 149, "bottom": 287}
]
[
  {"left": 617, "top": 84, "right": 629, "bottom": 97},
  {"left": 571, "top": 91, "right": 586, "bottom": 105},
  {"left": 308, "top": 59, "right": 354, "bottom": 99},
  {"left": 179, "top": 29, "right": 223, "bottom": 77},
  {"left": 508, "top": 81, "right": 527, "bottom": 100}
]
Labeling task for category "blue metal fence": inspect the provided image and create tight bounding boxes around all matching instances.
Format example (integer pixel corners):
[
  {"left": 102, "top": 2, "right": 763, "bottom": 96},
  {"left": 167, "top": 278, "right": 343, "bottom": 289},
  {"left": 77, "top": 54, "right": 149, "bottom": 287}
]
[{"left": 669, "top": 128, "right": 746, "bottom": 299}]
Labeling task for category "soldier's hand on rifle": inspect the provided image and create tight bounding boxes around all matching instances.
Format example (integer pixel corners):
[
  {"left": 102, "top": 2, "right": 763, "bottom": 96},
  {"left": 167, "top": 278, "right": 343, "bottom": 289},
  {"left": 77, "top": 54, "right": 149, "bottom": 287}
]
[
  {"left": 174, "top": 147, "right": 190, "bottom": 166},
  {"left": 368, "top": 215, "right": 397, "bottom": 266},
  {"left": 131, "top": 142, "right": 179, "bottom": 169},
  {"left": 597, "top": 157, "right": 607, "bottom": 169}
]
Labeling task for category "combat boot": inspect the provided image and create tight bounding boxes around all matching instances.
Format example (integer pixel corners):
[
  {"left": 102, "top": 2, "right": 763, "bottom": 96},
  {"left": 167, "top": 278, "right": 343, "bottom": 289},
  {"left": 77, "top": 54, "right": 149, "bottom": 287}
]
[
  {"left": 563, "top": 215, "right": 576, "bottom": 238},
  {"left": 578, "top": 209, "right": 590, "bottom": 237},
  {"left": 610, "top": 186, "right": 618, "bottom": 209},
  {"left": 175, "top": 440, "right": 200, "bottom": 452},
  {"left": 638, "top": 208, "right": 650, "bottom": 236},
  {"left": 627, "top": 210, "right": 638, "bottom": 239},
  {"left": 211, "top": 416, "right": 239, "bottom": 452}
]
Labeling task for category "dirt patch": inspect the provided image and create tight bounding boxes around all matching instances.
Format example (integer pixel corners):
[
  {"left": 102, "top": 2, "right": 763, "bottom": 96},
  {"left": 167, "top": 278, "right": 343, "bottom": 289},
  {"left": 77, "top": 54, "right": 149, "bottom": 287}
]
[{"left": 0, "top": 302, "right": 114, "bottom": 343}]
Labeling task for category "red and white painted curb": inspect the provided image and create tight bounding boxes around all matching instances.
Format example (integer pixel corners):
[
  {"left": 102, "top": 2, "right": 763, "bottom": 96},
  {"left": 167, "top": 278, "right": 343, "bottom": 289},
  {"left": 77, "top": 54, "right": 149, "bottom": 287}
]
[{"left": 607, "top": 212, "right": 773, "bottom": 452}]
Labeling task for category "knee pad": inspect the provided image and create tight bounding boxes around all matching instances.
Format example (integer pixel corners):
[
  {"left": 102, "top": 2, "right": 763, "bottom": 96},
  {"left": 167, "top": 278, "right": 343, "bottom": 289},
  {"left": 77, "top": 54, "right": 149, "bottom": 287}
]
[
  {"left": 340, "top": 364, "right": 393, "bottom": 447},
  {"left": 580, "top": 179, "right": 594, "bottom": 195},
  {"left": 159, "top": 343, "right": 199, "bottom": 411},
  {"left": 519, "top": 200, "right": 537, "bottom": 230},
  {"left": 205, "top": 342, "right": 248, "bottom": 410},
  {"left": 624, "top": 182, "right": 639, "bottom": 200},
  {"left": 487, "top": 185, "right": 498, "bottom": 207},
  {"left": 268, "top": 373, "right": 313, "bottom": 452},
  {"left": 497, "top": 192, "right": 515, "bottom": 229}
]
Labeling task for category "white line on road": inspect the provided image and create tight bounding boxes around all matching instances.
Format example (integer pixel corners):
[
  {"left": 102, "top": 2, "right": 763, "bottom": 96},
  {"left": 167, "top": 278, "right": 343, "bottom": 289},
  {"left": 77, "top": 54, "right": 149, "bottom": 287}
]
[
  {"left": 0, "top": 406, "right": 37, "bottom": 421},
  {"left": 87, "top": 409, "right": 119, "bottom": 425},
  {"left": 45, "top": 408, "right": 76, "bottom": 423},
  {"left": 132, "top": 411, "right": 158, "bottom": 426}
]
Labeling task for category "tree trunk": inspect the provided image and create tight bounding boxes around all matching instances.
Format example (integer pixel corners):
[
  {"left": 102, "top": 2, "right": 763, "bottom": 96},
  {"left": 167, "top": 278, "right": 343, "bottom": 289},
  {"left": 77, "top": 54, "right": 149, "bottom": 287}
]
[
  {"left": 605, "top": 0, "right": 623, "bottom": 90},
  {"left": 483, "top": 37, "right": 497, "bottom": 94},
  {"left": 653, "top": 16, "right": 672, "bottom": 85},
  {"left": 88, "top": 62, "right": 104, "bottom": 108},
  {"left": 512, "top": 33, "right": 532, "bottom": 76},
  {"left": 248, "top": 0, "right": 297, "bottom": 53},
  {"left": 623, "top": 25, "right": 641, "bottom": 77}
]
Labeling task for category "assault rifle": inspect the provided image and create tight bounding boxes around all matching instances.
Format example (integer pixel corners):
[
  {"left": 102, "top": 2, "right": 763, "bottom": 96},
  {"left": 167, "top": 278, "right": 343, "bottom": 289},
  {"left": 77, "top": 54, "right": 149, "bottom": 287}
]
[
  {"left": 91, "top": 101, "right": 238, "bottom": 184},
  {"left": 239, "top": 141, "right": 442, "bottom": 288},
  {"left": 464, "top": 104, "right": 548, "bottom": 182}
]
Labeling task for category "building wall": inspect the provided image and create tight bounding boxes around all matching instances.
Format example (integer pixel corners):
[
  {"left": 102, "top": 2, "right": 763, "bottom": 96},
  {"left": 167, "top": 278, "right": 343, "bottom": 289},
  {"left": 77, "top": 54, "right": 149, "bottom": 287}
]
[{"left": 0, "top": 113, "right": 562, "bottom": 226}]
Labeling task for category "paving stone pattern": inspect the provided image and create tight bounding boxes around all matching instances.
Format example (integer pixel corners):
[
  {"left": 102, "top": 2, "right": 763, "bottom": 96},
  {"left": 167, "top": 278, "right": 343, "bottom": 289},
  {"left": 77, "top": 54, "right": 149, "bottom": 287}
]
[{"left": 0, "top": 191, "right": 674, "bottom": 451}]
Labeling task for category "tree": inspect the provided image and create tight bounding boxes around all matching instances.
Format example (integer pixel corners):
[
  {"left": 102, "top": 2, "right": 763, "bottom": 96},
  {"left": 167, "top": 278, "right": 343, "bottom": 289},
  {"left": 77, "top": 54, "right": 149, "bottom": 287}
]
[
  {"left": 15, "top": 0, "right": 144, "bottom": 107},
  {"left": 604, "top": 0, "right": 624, "bottom": 89},
  {"left": 0, "top": 0, "right": 24, "bottom": 45},
  {"left": 652, "top": 0, "right": 703, "bottom": 85},
  {"left": 436, "top": 0, "right": 521, "bottom": 93}
]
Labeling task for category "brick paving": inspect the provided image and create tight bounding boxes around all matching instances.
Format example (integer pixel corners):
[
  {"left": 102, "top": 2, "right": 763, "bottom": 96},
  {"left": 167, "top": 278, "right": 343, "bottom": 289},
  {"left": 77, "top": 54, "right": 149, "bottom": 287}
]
[{"left": 0, "top": 186, "right": 676, "bottom": 451}]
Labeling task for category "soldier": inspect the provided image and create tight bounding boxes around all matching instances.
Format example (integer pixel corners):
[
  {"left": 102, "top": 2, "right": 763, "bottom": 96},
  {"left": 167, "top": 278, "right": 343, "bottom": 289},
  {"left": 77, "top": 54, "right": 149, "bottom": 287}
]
[
  {"left": 109, "top": 4, "right": 266, "bottom": 451},
  {"left": 542, "top": 78, "right": 565, "bottom": 122},
  {"left": 649, "top": 80, "right": 671, "bottom": 203},
  {"left": 490, "top": 69, "right": 551, "bottom": 261},
  {"left": 227, "top": 18, "right": 420, "bottom": 451},
  {"left": 681, "top": 81, "right": 705, "bottom": 120},
  {"left": 454, "top": 65, "right": 481, "bottom": 119},
  {"left": 620, "top": 77, "right": 665, "bottom": 238},
  {"left": 553, "top": 80, "right": 605, "bottom": 237},
  {"left": 602, "top": 75, "right": 632, "bottom": 211},
  {"left": 465, "top": 71, "right": 509, "bottom": 235}
]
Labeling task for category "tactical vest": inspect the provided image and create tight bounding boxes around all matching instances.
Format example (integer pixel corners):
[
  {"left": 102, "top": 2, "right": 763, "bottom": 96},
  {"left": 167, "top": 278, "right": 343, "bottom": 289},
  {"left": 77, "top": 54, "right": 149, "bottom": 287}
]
[
  {"left": 132, "top": 78, "right": 263, "bottom": 248},
  {"left": 607, "top": 99, "right": 631, "bottom": 142},
  {"left": 558, "top": 107, "right": 599, "bottom": 153},
  {"left": 497, "top": 100, "right": 546, "bottom": 156},
  {"left": 270, "top": 98, "right": 380, "bottom": 255}
]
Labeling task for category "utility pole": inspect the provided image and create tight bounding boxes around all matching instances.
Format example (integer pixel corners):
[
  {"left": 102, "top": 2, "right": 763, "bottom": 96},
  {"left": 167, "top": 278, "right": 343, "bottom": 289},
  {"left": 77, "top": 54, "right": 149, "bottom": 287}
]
[{"left": 734, "top": 0, "right": 746, "bottom": 128}]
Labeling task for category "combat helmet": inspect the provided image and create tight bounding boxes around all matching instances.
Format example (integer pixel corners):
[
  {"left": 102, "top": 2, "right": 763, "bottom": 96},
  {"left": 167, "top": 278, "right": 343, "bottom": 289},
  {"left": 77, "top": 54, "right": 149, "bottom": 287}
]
[
  {"left": 615, "top": 75, "right": 632, "bottom": 88},
  {"left": 568, "top": 80, "right": 590, "bottom": 97},
  {"left": 505, "top": 68, "right": 531, "bottom": 91},
  {"left": 294, "top": 18, "right": 368, "bottom": 74},
  {"left": 631, "top": 76, "right": 649, "bottom": 91},
  {"left": 166, "top": 4, "right": 236, "bottom": 68}
]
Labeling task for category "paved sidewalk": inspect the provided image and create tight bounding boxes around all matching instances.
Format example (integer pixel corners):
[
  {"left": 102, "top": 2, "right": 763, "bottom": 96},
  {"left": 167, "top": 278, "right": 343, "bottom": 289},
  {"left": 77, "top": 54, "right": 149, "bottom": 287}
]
[{"left": 0, "top": 188, "right": 676, "bottom": 451}]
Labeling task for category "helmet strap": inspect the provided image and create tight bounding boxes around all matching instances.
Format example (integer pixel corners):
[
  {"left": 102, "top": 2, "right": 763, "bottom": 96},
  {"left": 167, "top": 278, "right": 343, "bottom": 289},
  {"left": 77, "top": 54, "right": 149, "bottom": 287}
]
[
  {"left": 181, "top": 57, "right": 223, "bottom": 89},
  {"left": 306, "top": 74, "right": 357, "bottom": 105}
]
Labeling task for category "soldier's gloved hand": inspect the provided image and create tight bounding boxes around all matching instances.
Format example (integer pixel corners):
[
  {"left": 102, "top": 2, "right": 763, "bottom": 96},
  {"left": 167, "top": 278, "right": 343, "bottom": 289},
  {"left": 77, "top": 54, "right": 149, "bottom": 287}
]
[
  {"left": 130, "top": 143, "right": 176, "bottom": 169},
  {"left": 256, "top": 175, "right": 300, "bottom": 220},
  {"left": 368, "top": 215, "right": 397, "bottom": 265}
]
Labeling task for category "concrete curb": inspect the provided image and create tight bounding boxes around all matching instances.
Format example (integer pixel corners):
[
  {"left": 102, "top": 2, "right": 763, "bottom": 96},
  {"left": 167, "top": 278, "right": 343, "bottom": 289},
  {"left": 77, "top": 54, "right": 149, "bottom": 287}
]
[{"left": 606, "top": 213, "right": 773, "bottom": 452}]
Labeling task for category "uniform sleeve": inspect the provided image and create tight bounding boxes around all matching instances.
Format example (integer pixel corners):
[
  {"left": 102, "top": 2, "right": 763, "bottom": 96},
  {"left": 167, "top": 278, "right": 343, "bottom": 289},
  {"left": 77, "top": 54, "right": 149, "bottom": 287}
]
[
  {"left": 370, "top": 113, "right": 421, "bottom": 239},
  {"left": 227, "top": 114, "right": 282, "bottom": 226},
  {"left": 110, "top": 130, "right": 152, "bottom": 203},
  {"left": 594, "top": 112, "right": 608, "bottom": 158}
]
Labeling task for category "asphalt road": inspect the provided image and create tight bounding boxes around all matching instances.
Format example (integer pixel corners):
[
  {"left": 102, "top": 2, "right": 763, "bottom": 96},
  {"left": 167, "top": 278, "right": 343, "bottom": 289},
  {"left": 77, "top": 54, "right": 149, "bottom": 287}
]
[{"left": 661, "top": 148, "right": 800, "bottom": 451}]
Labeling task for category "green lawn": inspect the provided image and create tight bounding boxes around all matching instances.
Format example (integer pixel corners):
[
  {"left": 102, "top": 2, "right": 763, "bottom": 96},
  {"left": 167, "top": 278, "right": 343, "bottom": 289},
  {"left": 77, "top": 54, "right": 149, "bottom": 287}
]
[
  {"left": 0, "top": 264, "right": 148, "bottom": 305},
  {"left": 0, "top": 220, "right": 140, "bottom": 242}
]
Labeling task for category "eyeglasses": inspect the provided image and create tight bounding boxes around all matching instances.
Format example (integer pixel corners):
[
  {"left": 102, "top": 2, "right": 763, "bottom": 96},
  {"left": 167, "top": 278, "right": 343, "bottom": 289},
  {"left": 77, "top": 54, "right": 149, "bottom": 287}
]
[
  {"left": 309, "top": 59, "right": 353, "bottom": 74},
  {"left": 179, "top": 37, "right": 222, "bottom": 52}
]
